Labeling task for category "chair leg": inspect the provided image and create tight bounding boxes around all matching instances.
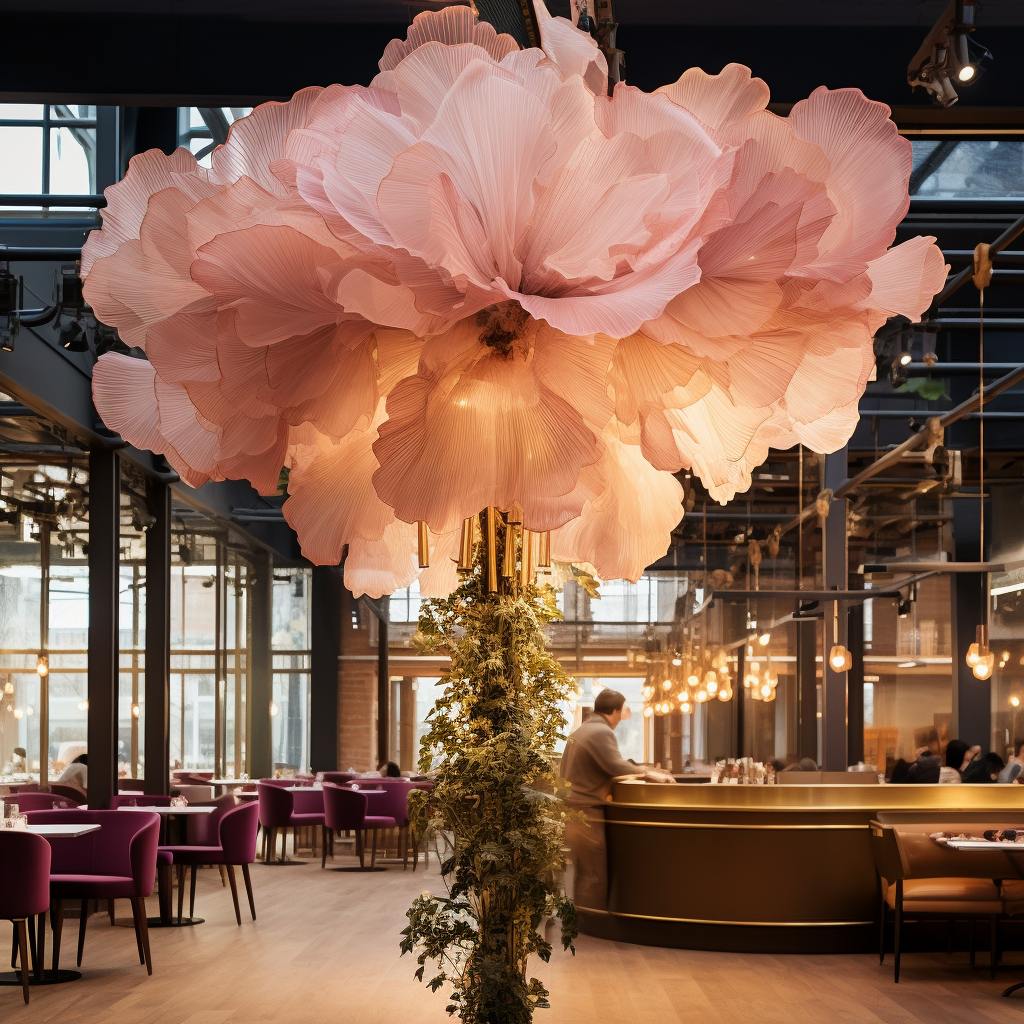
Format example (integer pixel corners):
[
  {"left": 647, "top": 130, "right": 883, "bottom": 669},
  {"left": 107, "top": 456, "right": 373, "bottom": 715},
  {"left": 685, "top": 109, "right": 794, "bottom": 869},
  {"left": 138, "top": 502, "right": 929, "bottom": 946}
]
[
  {"left": 77, "top": 899, "right": 88, "bottom": 967},
  {"left": 219, "top": 864, "right": 228, "bottom": 887},
  {"left": 356, "top": 829, "right": 365, "bottom": 869},
  {"left": 893, "top": 880, "right": 903, "bottom": 983},
  {"left": 321, "top": 826, "right": 328, "bottom": 869},
  {"left": 991, "top": 915, "right": 999, "bottom": 980},
  {"left": 189, "top": 865, "right": 198, "bottom": 920},
  {"left": 108, "top": 899, "right": 115, "bottom": 926},
  {"left": 878, "top": 891, "right": 886, "bottom": 965},
  {"left": 260, "top": 826, "right": 267, "bottom": 863},
  {"left": 177, "top": 864, "right": 186, "bottom": 924},
  {"left": 35, "top": 910, "right": 46, "bottom": 982},
  {"left": 11, "top": 922, "right": 16, "bottom": 969},
  {"left": 241, "top": 863, "right": 256, "bottom": 921},
  {"left": 158, "top": 864, "right": 172, "bottom": 922},
  {"left": 27, "top": 914, "right": 36, "bottom": 972},
  {"left": 16, "top": 920, "right": 29, "bottom": 1004},
  {"left": 226, "top": 864, "right": 242, "bottom": 926},
  {"left": 131, "top": 897, "right": 152, "bottom": 976},
  {"left": 51, "top": 900, "right": 64, "bottom": 973},
  {"left": 370, "top": 829, "right": 378, "bottom": 870}
]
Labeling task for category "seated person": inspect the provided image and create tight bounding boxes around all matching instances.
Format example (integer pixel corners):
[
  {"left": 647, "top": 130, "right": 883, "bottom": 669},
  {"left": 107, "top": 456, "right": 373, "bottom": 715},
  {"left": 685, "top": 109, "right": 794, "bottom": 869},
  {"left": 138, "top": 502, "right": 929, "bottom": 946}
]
[
  {"left": 376, "top": 761, "right": 402, "bottom": 778},
  {"left": 963, "top": 751, "right": 1004, "bottom": 784},
  {"left": 56, "top": 753, "right": 88, "bottom": 796}
]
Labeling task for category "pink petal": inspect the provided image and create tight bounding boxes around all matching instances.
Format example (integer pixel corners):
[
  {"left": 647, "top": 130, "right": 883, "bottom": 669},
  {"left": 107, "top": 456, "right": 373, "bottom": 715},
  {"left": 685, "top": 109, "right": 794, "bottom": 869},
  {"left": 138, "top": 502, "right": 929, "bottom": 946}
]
[
  {"left": 344, "top": 522, "right": 419, "bottom": 599},
  {"left": 859, "top": 236, "right": 949, "bottom": 320},
  {"left": 551, "top": 433, "right": 683, "bottom": 582},
  {"left": 378, "top": 5, "right": 519, "bottom": 73},
  {"left": 209, "top": 87, "right": 324, "bottom": 195},
  {"left": 788, "top": 88, "right": 912, "bottom": 280},
  {"left": 371, "top": 317, "right": 601, "bottom": 534},
  {"left": 532, "top": 0, "right": 608, "bottom": 95},
  {"left": 657, "top": 64, "right": 769, "bottom": 136},
  {"left": 81, "top": 148, "right": 216, "bottom": 276}
]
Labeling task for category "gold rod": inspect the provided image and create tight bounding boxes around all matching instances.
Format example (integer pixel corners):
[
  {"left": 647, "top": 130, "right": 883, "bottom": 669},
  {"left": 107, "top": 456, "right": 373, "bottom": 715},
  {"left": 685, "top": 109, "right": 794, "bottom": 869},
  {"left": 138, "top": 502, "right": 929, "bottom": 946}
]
[
  {"left": 538, "top": 531, "right": 551, "bottom": 568},
  {"left": 520, "top": 529, "right": 534, "bottom": 588},
  {"left": 502, "top": 516, "right": 517, "bottom": 579},
  {"left": 485, "top": 507, "right": 498, "bottom": 592},
  {"left": 416, "top": 520, "right": 429, "bottom": 569},
  {"left": 458, "top": 516, "right": 474, "bottom": 573}
]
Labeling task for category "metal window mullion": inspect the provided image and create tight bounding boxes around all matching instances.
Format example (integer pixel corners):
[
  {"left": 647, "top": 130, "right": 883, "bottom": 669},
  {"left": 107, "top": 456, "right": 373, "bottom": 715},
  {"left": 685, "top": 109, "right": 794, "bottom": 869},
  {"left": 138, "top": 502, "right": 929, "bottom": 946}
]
[{"left": 42, "top": 105, "right": 51, "bottom": 195}]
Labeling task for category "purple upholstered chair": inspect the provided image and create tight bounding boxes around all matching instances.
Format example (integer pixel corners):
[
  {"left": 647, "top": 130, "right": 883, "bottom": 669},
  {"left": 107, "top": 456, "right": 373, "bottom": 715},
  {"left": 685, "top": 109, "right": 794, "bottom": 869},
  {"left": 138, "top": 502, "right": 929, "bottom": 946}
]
[
  {"left": 322, "top": 772, "right": 357, "bottom": 786},
  {"left": 322, "top": 783, "right": 396, "bottom": 870},
  {"left": 368, "top": 779, "right": 414, "bottom": 869},
  {"left": 258, "top": 782, "right": 324, "bottom": 863},
  {"left": 110, "top": 794, "right": 172, "bottom": 808},
  {"left": 48, "top": 785, "right": 85, "bottom": 804},
  {"left": 2, "top": 793, "right": 76, "bottom": 811},
  {"left": 0, "top": 831, "right": 50, "bottom": 1003},
  {"left": 26, "top": 809, "right": 159, "bottom": 975},
  {"left": 160, "top": 801, "right": 260, "bottom": 925}
]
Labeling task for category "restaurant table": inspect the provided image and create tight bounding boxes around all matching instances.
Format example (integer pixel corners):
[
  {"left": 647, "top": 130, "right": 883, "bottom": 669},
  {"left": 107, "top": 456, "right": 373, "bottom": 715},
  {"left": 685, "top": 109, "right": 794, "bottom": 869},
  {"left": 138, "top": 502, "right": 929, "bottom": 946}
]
[
  {"left": 943, "top": 836, "right": 1024, "bottom": 997},
  {"left": 205, "top": 778, "right": 252, "bottom": 790},
  {"left": 0, "top": 823, "right": 104, "bottom": 987},
  {"left": 119, "top": 806, "right": 215, "bottom": 927}
]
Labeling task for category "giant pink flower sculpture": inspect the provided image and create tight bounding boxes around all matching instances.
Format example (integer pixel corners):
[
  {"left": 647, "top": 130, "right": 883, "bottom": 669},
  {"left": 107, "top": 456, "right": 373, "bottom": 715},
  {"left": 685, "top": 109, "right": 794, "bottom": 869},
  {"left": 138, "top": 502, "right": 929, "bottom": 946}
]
[{"left": 83, "top": 2, "right": 947, "bottom": 598}]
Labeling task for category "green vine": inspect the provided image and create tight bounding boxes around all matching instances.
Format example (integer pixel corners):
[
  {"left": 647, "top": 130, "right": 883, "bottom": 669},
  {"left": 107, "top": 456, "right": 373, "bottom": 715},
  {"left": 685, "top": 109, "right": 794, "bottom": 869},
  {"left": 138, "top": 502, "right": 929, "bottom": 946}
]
[{"left": 400, "top": 536, "right": 579, "bottom": 1024}]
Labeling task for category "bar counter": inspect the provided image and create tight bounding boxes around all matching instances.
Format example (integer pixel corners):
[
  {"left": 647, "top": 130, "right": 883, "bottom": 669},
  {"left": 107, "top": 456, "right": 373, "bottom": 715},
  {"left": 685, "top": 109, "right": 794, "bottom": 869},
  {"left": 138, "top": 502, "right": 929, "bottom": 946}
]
[{"left": 577, "top": 781, "right": 1024, "bottom": 953}]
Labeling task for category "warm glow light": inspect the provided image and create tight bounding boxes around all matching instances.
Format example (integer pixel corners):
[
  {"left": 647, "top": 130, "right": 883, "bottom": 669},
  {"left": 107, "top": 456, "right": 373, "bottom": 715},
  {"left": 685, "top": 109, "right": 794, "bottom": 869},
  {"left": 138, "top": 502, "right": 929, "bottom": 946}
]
[
  {"left": 77, "top": 699, "right": 89, "bottom": 711},
  {"left": 661, "top": 678, "right": 673, "bottom": 691},
  {"left": 696, "top": 689, "right": 709, "bottom": 702},
  {"left": 13, "top": 708, "right": 22, "bottom": 719},
  {"left": 829, "top": 644, "right": 853, "bottom": 672},
  {"left": 973, "top": 654, "right": 995, "bottom": 680},
  {"left": 680, "top": 701, "right": 692, "bottom": 714},
  {"left": 1011, "top": 696, "right": 1020, "bottom": 708},
  {"left": 131, "top": 703, "right": 141, "bottom": 718},
  {"left": 687, "top": 674, "right": 699, "bottom": 688},
  {"left": 642, "top": 705, "right": 654, "bottom": 718},
  {"left": 898, "top": 351, "right": 912, "bottom": 366},
  {"left": 1003, "top": 651, "right": 1011, "bottom": 661},
  {"left": 758, "top": 632, "right": 771, "bottom": 646},
  {"left": 269, "top": 700, "right": 279, "bottom": 717},
  {"left": 760, "top": 682, "right": 772, "bottom": 699},
  {"left": 966, "top": 642, "right": 982, "bottom": 668},
  {"left": 743, "top": 673, "right": 759, "bottom": 689},
  {"left": 706, "top": 678, "right": 718, "bottom": 695},
  {"left": 958, "top": 64, "right": 977, "bottom": 82},
  {"left": 3, "top": 680, "right": 12, "bottom": 695},
  {"left": 671, "top": 655, "right": 682, "bottom": 667},
  {"left": 36, "top": 655, "right": 48, "bottom": 677},
  {"left": 717, "top": 687, "right": 733, "bottom": 702}
]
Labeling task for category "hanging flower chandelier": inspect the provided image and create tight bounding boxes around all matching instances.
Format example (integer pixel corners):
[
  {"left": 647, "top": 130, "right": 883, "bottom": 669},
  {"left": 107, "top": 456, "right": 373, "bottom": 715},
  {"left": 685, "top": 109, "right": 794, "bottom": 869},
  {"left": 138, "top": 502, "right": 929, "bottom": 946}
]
[{"left": 82, "top": 2, "right": 947, "bottom": 600}]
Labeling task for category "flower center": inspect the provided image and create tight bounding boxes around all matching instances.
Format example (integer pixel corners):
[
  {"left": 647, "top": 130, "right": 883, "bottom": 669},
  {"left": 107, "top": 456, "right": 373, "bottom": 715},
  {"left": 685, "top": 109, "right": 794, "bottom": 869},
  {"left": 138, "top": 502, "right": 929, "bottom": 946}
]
[{"left": 476, "top": 301, "right": 529, "bottom": 358}]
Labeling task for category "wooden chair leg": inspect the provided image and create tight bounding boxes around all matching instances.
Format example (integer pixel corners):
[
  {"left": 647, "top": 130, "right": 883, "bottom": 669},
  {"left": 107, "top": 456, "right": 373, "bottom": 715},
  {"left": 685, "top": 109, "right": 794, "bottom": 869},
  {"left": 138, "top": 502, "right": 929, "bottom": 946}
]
[
  {"left": 108, "top": 899, "right": 115, "bottom": 926},
  {"left": 893, "top": 879, "right": 903, "bottom": 983},
  {"left": 226, "top": 864, "right": 241, "bottom": 926},
  {"left": 370, "top": 829, "right": 378, "bottom": 869},
  {"left": 189, "top": 865, "right": 198, "bottom": 919},
  {"left": 241, "top": 863, "right": 256, "bottom": 921},
  {"left": 17, "top": 920, "right": 29, "bottom": 1004},
  {"left": 219, "top": 864, "right": 228, "bottom": 887},
  {"left": 356, "top": 829, "right": 365, "bottom": 869},
  {"left": 177, "top": 864, "right": 185, "bottom": 924},
  {"left": 321, "top": 825, "right": 328, "bottom": 869},
  {"left": 402, "top": 826, "right": 409, "bottom": 870},
  {"left": 51, "top": 900, "right": 64, "bottom": 973},
  {"left": 131, "top": 897, "right": 152, "bottom": 976},
  {"left": 35, "top": 910, "right": 46, "bottom": 982},
  {"left": 878, "top": 891, "right": 886, "bottom": 964},
  {"left": 77, "top": 899, "right": 88, "bottom": 967},
  {"left": 27, "top": 914, "right": 36, "bottom": 972},
  {"left": 11, "top": 922, "right": 17, "bottom": 968}
]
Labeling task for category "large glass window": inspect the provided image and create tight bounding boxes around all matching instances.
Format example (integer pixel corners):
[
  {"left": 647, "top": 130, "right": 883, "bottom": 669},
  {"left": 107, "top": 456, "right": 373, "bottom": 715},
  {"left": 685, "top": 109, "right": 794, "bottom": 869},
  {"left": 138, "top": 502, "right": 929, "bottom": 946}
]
[
  {"left": 271, "top": 568, "right": 311, "bottom": 773},
  {"left": 911, "top": 139, "right": 1024, "bottom": 198}
]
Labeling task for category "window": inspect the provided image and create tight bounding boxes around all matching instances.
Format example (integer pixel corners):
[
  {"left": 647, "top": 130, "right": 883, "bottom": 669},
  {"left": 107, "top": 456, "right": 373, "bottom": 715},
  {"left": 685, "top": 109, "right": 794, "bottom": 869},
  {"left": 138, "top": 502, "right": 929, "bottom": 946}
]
[
  {"left": 911, "top": 139, "right": 1024, "bottom": 198},
  {"left": 178, "top": 107, "right": 253, "bottom": 168},
  {"left": 0, "top": 104, "right": 98, "bottom": 205},
  {"left": 271, "top": 569, "right": 312, "bottom": 772}
]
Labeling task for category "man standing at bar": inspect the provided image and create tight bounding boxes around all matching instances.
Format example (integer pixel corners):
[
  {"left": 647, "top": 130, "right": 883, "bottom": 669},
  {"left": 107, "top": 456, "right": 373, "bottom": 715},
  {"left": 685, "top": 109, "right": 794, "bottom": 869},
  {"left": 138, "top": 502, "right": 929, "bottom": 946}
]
[{"left": 560, "top": 689, "right": 671, "bottom": 911}]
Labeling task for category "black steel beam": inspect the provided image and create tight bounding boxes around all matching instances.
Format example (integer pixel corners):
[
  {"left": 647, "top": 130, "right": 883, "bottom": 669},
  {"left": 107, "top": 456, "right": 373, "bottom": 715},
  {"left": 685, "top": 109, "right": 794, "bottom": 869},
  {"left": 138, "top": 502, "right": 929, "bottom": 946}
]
[
  {"left": 310, "top": 566, "right": 342, "bottom": 772},
  {"left": 144, "top": 477, "right": 171, "bottom": 796},
  {"left": 847, "top": 603, "right": 865, "bottom": 767},
  {"left": 821, "top": 450, "right": 849, "bottom": 772},
  {"left": 87, "top": 447, "right": 119, "bottom": 809},
  {"left": 247, "top": 550, "right": 273, "bottom": 779}
]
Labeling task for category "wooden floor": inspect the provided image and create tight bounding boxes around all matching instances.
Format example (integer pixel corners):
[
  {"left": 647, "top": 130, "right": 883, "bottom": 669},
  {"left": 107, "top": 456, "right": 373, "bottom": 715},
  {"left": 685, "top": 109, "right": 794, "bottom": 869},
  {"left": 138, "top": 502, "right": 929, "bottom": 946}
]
[{"left": 8, "top": 845, "right": 1024, "bottom": 1024}]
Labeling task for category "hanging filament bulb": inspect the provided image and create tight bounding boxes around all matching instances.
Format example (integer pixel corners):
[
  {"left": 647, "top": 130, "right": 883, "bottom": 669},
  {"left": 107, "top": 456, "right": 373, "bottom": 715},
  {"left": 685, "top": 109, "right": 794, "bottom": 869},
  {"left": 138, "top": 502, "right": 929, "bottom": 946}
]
[
  {"left": 759, "top": 681, "right": 773, "bottom": 699},
  {"left": 696, "top": 688, "right": 709, "bottom": 702},
  {"left": 973, "top": 651, "right": 995, "bottom": 680},
  {"left": 744, "top": 672, "right": 759, "bottom": 689},
  {"left": 661, "top": 678, "right": 673, "bottom": 691},
  {"left": 1011, "top": 696, "right": 1021, "bottom": 708},
  {"left": 680, "top": 700, "right": 693, "bottom": 714},
  {"left": 687, "top": 674, "right": 699, "bottom": 689},
  {"left": 717, "top": 687, "right": 733, "bottom": 702},
  {"left": 643, "top": 705, "right": 654, "bottom": 718},
  {"left": 36, "top": 654, "right": 48, "bottom": 677},
  {"left": 758, "top": 631, "right": 770, "bottom": 646},
  {"left": 829, "top": 644, "right": 853, "bottom": 672}
]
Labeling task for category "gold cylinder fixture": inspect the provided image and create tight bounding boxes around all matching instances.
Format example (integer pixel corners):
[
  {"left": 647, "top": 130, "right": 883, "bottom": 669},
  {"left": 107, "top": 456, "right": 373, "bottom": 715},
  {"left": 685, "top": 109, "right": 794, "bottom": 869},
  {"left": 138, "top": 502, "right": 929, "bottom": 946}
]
[
  {"left": 458, "top": 516, "right": 475, "bottom": 573},
  {"left": 538, "top": 530, "right": 551, "bottom": 568},
  {"left": 520, "top": 529, "right": 534, "bottom": 587},
  {"left": 485, "top": 507, "right": 498, "bottom": 592},
  {"left": 416, "top": 520, "right": 430, "bottom": 569},
  {"left": 502, "top": 517, "right": 517, "bottom": 579}
]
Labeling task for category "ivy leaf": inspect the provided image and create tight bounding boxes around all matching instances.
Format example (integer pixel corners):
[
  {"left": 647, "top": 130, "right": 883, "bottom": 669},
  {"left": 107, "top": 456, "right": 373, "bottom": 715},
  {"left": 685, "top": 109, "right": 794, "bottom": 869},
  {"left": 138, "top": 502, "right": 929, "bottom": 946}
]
[{"left": 896, "top": 376, "right": 950, "bottom": 402}]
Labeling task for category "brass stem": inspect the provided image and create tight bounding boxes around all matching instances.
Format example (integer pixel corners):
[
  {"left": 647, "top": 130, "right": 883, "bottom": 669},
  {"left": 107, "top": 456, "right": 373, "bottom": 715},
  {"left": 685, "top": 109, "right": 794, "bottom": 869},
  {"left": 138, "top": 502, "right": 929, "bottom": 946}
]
[
  {"left": 458, "top": 516, "right": 475, "bottom": 573},
  {"left": 485, "top": 507, "right": 498, "bottom": 593},
  {"left": 417, "top": 520, "right": 430, "bottom": 569}
]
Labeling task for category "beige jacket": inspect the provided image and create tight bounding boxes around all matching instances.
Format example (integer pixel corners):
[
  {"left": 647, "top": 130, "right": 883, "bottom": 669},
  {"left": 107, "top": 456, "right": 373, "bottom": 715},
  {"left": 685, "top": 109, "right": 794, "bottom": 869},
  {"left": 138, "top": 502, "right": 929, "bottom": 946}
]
[{"left": 560, "top": 715, "right": 637, "bottom": 808}]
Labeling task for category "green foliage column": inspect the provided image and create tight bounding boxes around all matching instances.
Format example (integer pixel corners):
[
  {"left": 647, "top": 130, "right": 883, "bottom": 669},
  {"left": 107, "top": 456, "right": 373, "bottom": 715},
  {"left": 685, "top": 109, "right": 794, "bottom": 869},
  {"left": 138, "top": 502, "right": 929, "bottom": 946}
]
[{"left": 402, "top": 517, "right": 579, "bottom": 1024}]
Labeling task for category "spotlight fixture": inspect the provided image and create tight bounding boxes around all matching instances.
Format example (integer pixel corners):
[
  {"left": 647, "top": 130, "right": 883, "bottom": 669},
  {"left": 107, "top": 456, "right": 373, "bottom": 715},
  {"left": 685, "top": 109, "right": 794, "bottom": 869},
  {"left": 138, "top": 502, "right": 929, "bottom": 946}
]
[
  {"left": 908, "top": 0, "right": 991, "bottom": 108},
  {"left": 177, "top": 541, "right": 193, "bottom": 565},
  {"left": 131, "top": 503, "right": 157, "bottom": 531},
  {"left": 58, "top": 316, "right": 89, "bottom": 352}
]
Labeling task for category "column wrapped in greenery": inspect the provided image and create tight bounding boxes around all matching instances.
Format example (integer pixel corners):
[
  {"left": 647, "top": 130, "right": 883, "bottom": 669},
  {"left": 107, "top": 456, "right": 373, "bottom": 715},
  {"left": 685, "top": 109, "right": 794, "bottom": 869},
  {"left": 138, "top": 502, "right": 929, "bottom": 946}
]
[{"left": 401, "top": 511, "right": 579, "bottom": 1024}]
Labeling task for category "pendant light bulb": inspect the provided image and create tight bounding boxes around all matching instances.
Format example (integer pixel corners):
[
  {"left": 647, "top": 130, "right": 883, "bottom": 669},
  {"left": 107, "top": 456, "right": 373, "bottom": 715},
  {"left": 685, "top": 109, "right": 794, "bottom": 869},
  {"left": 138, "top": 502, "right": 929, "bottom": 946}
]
[
  {"left": 758, "top": 631, "right": 771, "bottom": 646},
  {"left": 966, "top": 642, "right": 982, "bottom": 668},
  {"left": 696, "top": 689, "right": 709, "bottom": 703},
  {"left": 661, "top": 678, "right": 673, "bottom": 691},
  {"left": 687, "top": 674, "right": 699, "bottom": 689},
  {"left": 642, "top": 705, "right": 654, "bottom": 718},
  {"left": 36, "top": 654, "right": 48, "bottom": 677},
  {"left": 759, "top": 682, "right": 772, "bottom": 699},
  {"left": 743, "top": 673, "right": 758, "bottom": 690},
  {"left": 973, "top": 652, "right": 995, "bottom": 680},
  {"left": 680, "top": 700, "right": 692, "bottom": 715},
  {"left": 829, "top": 644, "right": 853, "bottom": 672}
]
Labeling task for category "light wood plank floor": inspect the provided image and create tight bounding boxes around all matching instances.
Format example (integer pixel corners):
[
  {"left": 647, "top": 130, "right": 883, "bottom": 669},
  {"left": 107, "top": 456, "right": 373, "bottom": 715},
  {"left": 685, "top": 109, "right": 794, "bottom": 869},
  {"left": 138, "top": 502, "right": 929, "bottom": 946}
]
[{"left": 7, "top": 845, "right": 1024, "bottom": 1024}]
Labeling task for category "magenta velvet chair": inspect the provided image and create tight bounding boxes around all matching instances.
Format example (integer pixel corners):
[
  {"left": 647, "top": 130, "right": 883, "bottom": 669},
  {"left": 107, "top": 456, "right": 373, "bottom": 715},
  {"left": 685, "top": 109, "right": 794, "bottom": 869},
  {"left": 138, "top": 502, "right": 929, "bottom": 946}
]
[
  {"left": 322, "top": 772, "right": 357, "bottom": 786},
  {"left": 322, "top": 783, "right": 396, "bottom": 870},
  {"left": 0, "top": 831, "right": 50, "bottom": 1003},
  {"left": 369, "top": 779, "right": 414, "bottom": 869},
  {"left": 26, "top": 809, "right": 159, "bottom": 975},
  {"left": 160, "top": 801, "right": 259, "bottom": 925},
  {"left": 258, "top": 782, "right": 324, "bottom": 863},
  {"left": 2, "top": 793, "right": 76, "bottom": 811},
  {"left": 48, "top": 785, "right": 85, "bottom": 804}
]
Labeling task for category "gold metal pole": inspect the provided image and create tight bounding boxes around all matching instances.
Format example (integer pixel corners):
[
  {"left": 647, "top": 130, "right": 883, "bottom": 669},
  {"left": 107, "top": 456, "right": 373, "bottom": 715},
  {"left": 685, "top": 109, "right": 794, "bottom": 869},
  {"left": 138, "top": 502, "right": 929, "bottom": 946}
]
[
  {"left": 520, "top": 530, "right": 534, "bottom": 588},
  {"left": 417, "top": 521, "right": 430, "bottom": 569},
  {"left": 502, "top": 517, "right": 517, "bottom": 579},
  {"left": 458, "top": 517, "right": 475, "bottom": 573},
  {"left": 538, "top": 531, "right": 551, "bottom": 568},
  {"left": 485, "top": 508, "right": 498, "bottom": 593}
]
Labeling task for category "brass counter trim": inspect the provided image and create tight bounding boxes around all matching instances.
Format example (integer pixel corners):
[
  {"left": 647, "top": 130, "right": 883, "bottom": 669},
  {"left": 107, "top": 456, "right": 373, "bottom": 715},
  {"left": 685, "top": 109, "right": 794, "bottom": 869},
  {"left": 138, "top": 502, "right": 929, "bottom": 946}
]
[
  {"left": 578, "top": 907, "right": 873, "bottom": 928},
  {"left": 605, "top": 820, "right": 864, "bottom": 830}
]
